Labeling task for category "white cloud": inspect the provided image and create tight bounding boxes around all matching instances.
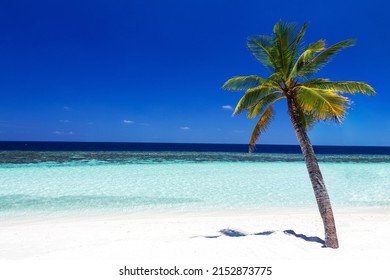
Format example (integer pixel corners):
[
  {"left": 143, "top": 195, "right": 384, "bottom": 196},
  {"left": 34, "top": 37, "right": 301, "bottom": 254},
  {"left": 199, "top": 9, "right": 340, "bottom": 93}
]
[
  {"left": 123, "top": 120, "right": 134, "bottom": 124},
  {"left": 53, "top": 130, "right": 74, "bottom": 135},
  {"left": 60, "top": 120, "right": 70, "bottom": 123},
  {"left": 180, "top": 126, "right": 190, "bottom": 130},
  {"left": 222, "top": 105, "right": 234, "bottom": 111},
  {"left": 63, "top": 106, "right": 71, "bottom": 110}
]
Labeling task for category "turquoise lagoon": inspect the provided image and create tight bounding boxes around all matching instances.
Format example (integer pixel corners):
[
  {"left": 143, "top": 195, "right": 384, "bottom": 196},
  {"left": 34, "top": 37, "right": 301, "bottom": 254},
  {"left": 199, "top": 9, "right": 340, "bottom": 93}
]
[{"left": 0, "top": 151, "right": 389, "bottom": 218}]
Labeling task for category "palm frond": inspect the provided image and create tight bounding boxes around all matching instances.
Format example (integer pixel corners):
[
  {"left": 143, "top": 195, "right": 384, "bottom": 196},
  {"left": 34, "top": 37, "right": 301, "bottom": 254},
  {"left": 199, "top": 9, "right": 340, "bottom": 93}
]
[
  {"left": 299, "top": 80, "right": 376, "bottom": 95},
  {"left": 300, "top": 40, "right": 326, "bottom": 62},
  {"left": 222, "top": 76, "right": 264, "bottom": 91},
  {"left": 234, "top": 86, "right": 272, "bottom": 115},
  {"left": 298, "top": 109, "right": 316, "bottom": 130},
  {"left": 288, "top": 22, "right": 308, "bottom": 74},
  {"left": 297, "top": 39, "right": 355, "bottom": 77},
  {"left": 288, "top": 40, "right": 325, "bottom": 80},
  {"left": 249, "top": 106, "right": 274, "bottom": 153},
  {"left": 263, "top": 72, "right": 284, "bottom": 88},
  {"left": 295, "top": 86, "right": 350, "bottom": 121},
  {"left": 247, "top": 92, "right": 284, "bottom": 118},
  {"left": 247, "top": 35, "right": 278, "bottom": 71},
  {"left": 273, "top": 21, "right": 295, "bottom": 78}
]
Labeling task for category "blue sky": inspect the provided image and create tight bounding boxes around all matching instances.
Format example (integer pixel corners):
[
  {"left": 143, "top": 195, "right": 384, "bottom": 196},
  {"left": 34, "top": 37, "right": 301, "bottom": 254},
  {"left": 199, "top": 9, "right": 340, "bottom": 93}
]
[{"left": 0, "top": 0, "right": 389, "bottom": 146}]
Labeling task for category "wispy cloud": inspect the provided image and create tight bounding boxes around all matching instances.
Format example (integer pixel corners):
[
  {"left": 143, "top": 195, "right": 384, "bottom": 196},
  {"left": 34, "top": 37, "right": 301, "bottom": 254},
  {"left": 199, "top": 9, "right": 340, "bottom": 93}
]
[
  {"left": 53, "top": 130, "right": 74, "bottom": 135},
  {"left": 123, "top": 120, "right": 134, "bottom": 124},
  {"left": 222, "top": 105, "right": 234, "bottom": 111},
  {"left": 180, "top": 126, "right": 190, "bottom": 130},
  {"left": 63, "top": 106, "right": 71, "bottom": 110},
  {"left": 60, "top": 120, "right": 70, "bottom": 123}
]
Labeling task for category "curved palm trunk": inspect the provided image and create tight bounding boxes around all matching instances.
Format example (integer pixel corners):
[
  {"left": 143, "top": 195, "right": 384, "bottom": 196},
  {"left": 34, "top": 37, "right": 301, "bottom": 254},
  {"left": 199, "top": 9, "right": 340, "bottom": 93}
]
[{"left": 287, "top": 96, "right": 339, "bottom": 249}]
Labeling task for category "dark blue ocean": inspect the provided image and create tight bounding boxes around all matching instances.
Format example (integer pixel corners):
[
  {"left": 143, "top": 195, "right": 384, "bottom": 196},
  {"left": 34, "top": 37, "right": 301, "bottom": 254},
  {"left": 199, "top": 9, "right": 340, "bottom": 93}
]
[{"left": 1, "top": 141, "right": 389, "bottom": 154}]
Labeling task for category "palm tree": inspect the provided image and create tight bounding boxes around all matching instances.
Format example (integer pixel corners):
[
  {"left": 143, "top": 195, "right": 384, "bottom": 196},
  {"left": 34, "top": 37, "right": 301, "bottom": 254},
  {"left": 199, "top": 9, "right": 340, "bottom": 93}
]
[{"left": 222, "top": 21, "right": 376, "bottom": 249}]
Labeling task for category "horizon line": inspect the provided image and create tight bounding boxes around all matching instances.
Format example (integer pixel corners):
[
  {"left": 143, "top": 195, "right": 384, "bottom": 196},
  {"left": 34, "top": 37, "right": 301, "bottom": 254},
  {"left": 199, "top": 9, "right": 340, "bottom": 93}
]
[{"left": 0, "top": 140, "right": 389, "bottom": 148}]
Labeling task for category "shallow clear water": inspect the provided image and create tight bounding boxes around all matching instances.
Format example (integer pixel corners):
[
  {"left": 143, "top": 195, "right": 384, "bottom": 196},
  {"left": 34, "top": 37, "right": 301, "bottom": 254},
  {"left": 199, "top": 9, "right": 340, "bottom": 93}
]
[{"left": 0, "top": 151, "right": 389, "bottom": 218}]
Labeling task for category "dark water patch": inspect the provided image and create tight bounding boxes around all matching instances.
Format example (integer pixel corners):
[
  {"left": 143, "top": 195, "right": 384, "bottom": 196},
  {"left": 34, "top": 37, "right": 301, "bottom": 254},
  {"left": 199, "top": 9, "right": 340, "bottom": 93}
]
[
  {"left": 0, "top": 151, "right": 389, "bottom": 165},
  {"left": 1, "top": 141, "right": 390, "bottom": 155}
]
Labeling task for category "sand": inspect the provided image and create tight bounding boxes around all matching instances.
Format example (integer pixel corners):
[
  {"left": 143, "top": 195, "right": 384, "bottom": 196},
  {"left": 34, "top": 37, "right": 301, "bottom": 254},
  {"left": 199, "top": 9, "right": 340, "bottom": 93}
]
[{"left": 0, "top": 207, "right": 389, "bottom": 279}]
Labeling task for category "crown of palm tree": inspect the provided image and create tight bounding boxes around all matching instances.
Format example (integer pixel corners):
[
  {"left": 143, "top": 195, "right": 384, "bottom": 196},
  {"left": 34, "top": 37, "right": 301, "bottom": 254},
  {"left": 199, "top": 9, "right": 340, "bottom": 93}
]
[{"left": 222, "top": 21, "right": 376, "bottom": 151}]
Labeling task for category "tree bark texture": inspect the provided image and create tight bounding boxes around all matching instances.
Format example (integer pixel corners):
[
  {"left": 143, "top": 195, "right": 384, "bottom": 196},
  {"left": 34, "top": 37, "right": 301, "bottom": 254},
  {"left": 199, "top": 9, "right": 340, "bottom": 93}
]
[{"left": 287, "top": 96, "right": 339, "bottom": 249}]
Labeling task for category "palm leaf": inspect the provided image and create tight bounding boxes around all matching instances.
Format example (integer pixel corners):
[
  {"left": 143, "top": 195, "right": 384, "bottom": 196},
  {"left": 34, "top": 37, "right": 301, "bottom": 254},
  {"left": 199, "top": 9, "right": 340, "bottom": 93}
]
[
  {"left": 247, "top": 35, "right": 278, "bottom": 71},
  {"left": 300, "top": 79, "right": 376, "bottom": 95},
  {"left": 288, "top": 40, "right": 325, "bottom": 80},
  {"left": 295, "top": 86, "right": 350, "bottom": 121},
  {"left": 297, "top": 39, "right": 355, "bottom": 77},
  {"left": 222, "top": 76, "right": 263, "bottom": 91},
  {"left": 262, "top": 72, "right": 284, "bottom": 88},
  {"left": 247, "top": 92, "right": 284, "bottom": 118},
  {"left": 288, "top": 22, "right": 308, "bottom": 74},
  {"left": 273, "top": 21, "right": 294, "bottom": 78},
  {"left": 249, "top": 106, "right": 274, "bottom": 153},
  {"left": 234, "top": 85, "right": 272, "bottom": 115},
  {"left": 298, "top": 109, "right": 316, "bottom": 130}
]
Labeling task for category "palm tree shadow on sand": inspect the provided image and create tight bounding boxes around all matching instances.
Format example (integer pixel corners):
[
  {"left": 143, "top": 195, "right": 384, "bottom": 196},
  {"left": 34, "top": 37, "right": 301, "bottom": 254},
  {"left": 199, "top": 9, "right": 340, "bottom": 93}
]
[{"left": 195, "top": 229, "right": 325, "bottom": 247}]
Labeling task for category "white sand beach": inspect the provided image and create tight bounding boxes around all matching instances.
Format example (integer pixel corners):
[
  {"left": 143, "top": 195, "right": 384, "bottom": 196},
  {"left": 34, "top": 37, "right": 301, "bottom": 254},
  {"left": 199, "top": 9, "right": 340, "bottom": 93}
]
[
  {"left": 1, "top": 208, "right": 389, "bottom": 280},
  {"left": 0, "top": 207, "right": 389, "bottom": 261}
]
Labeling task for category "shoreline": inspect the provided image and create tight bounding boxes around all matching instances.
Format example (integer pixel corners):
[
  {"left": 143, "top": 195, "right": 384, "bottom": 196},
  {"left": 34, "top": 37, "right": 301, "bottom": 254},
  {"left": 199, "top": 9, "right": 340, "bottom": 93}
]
[
  {"left": 1, "top": 206, "right": 389, "bottom": 260},
  {"left": 1, "top": 205, "right": 388, "bottom": 226}
]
